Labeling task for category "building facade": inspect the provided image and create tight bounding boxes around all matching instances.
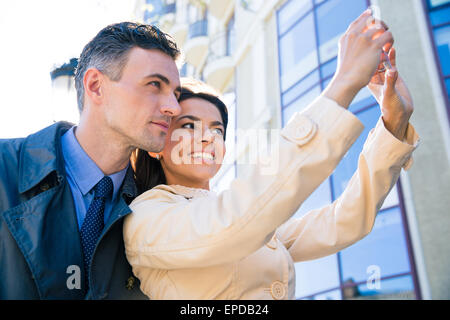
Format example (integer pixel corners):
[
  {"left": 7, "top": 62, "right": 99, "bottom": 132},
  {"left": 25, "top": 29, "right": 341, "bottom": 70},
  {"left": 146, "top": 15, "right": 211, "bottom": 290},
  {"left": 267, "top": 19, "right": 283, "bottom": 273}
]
[{"left": 136, "top": 0, "right": 450, "bottom": 299}]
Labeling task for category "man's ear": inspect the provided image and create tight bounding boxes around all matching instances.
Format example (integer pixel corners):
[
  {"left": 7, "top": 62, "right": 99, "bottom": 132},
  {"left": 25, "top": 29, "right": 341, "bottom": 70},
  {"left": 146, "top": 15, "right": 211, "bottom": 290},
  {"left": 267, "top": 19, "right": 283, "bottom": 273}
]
[{"left": 83, "top": 68, "right": 104, "bottom": 105}]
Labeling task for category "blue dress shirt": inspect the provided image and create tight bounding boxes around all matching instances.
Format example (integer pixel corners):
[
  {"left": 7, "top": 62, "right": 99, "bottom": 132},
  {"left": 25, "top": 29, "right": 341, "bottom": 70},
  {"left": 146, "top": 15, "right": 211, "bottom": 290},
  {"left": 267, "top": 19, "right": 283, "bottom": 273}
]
[{"left": 61, "top": 126, "right": 129, "bottom": 230}]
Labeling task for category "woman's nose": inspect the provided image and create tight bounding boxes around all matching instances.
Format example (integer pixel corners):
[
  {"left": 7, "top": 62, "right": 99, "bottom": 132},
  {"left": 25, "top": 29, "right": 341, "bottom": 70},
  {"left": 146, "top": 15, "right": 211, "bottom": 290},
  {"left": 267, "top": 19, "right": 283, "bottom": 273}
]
[{"left": 201, "top": 128, "right": 214, "bottom": 143}]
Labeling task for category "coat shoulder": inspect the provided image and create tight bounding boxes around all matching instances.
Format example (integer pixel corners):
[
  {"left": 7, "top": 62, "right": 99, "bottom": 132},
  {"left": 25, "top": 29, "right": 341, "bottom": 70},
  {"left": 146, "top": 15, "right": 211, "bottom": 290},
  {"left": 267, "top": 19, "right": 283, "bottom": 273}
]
[{"left": 130, "top": 185, "right": 187, "bottom": 209}]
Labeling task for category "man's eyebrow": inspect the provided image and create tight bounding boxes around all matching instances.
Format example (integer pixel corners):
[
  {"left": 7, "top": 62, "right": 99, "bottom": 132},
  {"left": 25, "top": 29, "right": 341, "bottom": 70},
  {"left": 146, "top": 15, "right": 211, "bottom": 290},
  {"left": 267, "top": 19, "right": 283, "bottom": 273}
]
[{"left": 144, "top": 73, "right": 170, "bottom": 84}]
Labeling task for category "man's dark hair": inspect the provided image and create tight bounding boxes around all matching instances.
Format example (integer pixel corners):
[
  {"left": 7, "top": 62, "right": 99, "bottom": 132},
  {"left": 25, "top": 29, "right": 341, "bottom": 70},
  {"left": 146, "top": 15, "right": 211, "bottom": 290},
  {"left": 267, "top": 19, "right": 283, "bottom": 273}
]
[{"left": 74, "top": 21, "right": 180, "bottom": 112}]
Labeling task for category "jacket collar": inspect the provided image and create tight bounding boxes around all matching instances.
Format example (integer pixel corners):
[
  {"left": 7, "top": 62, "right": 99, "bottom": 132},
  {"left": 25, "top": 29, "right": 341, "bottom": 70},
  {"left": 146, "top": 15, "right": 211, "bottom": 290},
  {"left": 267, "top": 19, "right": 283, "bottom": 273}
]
[
  {"left": 18, "top": 121, "right": 74, "bottom": 194},
  {"left": 154, "top": 184, "right": 213, "bottom": 199}
]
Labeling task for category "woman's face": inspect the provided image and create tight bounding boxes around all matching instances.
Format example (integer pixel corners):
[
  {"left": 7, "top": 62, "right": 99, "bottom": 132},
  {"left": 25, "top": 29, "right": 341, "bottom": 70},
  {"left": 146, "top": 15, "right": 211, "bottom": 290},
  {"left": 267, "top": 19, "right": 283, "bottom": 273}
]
[{"left": 158, "top": 97, "right": 226, "bottom": 189}]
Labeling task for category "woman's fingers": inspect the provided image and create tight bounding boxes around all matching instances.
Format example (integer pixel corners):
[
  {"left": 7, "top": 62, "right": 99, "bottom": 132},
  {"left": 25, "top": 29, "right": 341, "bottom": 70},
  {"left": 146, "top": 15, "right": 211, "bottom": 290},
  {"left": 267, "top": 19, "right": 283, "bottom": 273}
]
[
  {"left": 389, "top": 47, "right": 397, "bottom": 68},
  {"left": 349, "top": 9, "right": 374, "bottom": 32}
]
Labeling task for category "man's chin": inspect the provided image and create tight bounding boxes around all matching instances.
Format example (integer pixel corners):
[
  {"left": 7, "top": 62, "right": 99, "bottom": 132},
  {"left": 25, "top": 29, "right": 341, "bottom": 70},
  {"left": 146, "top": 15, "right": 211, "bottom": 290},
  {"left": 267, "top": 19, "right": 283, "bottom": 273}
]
[{"left": 136, "top": 138, "right": 165, "bottom": 153}]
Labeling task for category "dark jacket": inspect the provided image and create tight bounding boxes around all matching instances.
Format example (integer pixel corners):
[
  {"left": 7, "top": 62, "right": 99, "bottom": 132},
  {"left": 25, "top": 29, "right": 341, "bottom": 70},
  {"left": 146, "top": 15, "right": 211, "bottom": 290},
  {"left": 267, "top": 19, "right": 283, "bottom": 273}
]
[{"left": 0, "top": 122, "right": 148, "bottom": 299}]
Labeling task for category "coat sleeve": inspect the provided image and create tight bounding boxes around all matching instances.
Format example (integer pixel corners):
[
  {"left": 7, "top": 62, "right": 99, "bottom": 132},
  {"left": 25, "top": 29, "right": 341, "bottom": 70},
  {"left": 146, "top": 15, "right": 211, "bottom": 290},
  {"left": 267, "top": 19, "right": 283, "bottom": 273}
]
[
  {"left": 123, "top": 95, "right": 365, "bottom": 270},
  {"left": 276, "top": 117, "right": 420, "bottom": 262}
]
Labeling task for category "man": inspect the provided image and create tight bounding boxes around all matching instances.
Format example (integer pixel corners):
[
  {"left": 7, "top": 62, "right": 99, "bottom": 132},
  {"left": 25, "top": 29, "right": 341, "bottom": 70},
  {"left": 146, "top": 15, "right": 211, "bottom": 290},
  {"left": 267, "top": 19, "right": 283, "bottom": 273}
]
[{"left": 0, "top": 22, "right": 181, "bottom": 299}]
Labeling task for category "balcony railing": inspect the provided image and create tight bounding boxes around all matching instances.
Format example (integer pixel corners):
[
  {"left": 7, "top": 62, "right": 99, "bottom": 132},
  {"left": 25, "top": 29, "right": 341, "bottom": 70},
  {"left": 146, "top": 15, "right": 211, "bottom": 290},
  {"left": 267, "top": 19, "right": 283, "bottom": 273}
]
[
  {"left": 206, "top": 30, "right": 235, "bottom": 64},
  {"left": 144, "top": 1, "right": 176, "bottom": 22},
  {"left": 188, "top": 19, "right": 208, "bottom": 39}
]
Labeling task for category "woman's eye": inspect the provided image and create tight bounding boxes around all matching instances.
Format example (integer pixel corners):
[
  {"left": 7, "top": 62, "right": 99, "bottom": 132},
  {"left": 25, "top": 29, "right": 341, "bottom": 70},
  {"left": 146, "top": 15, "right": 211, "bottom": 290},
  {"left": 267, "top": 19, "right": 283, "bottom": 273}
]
[
  {"left": 212, "top": 128, "right": 224, "bottom": 135},
  {"left": 181, "top": 123, "right": 194, "bottom": 129}
]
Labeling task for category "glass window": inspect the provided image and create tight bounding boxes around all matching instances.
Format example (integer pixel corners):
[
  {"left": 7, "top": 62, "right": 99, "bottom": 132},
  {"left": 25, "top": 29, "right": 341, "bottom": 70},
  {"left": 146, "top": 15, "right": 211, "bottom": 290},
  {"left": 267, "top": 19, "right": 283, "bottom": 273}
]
[
  {"left": 303, "top": 289, "right": 342, "bottom": 300},
  {"left": 282, "top": 85, "right": 321, "bottom": 125},
  {"left": 294, "top": 178, "right": 332, "bottom": 218},
  {"left": 282, "top": 70, "right": 320, "bottom": 107},
  {"left": 340, "top": 207, "right": 412, "bottom": 284},
  {"left": 279, "top": 13, "right": 318, "bottom": 92},
  {"left": 295, "top": 254, "right": 340, "bottom": 298},
  {"left": 355, "top": 275, "right": 416, "bottom": 300},
  {"left": 434, "top": 25, "right": 450, "bottom": 76},
  {"left": 320, "top": 57, "right": 337, "bottom": 80},
  {"left": 278, "top": 0, "right": 313, "bottom": 35},
  {"left": 348, "top": 86, "right": 377, "bottom": 113},
  {"left": 331, "top": 105, "right": 380, "bottom": 199},
  {"left": 446, "top": 77, "right": 450, "bottom": 99},
  {"left": 316, "top": 0, "right": 367, "bottom": 62},
  {"left": 429, "top": 5, "right": 450, "bottom": 25},
  {"left": 212, "top": 165, "right": 236, "bottom": 193},
  {"left": 380, "top": 185, "right": 400, "bottom": 210},
  {"left": 429, "top": 0, "right": 450, "bottom": 8}
]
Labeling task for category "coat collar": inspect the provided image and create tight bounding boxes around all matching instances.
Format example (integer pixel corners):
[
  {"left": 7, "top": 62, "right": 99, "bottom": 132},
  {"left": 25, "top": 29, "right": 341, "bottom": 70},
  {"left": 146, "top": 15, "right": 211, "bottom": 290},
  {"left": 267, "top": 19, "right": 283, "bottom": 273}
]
[
  {"left": 18, "top": 121, "right": 74, "bottom": 194},
  {"left": 154, "top": 184, "right": 213, "bottom": 199}
]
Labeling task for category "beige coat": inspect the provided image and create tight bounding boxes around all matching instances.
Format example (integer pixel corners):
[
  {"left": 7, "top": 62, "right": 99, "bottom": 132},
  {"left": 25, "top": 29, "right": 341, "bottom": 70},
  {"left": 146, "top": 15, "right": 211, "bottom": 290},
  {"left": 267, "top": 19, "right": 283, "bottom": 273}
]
[{"left": 123, "top": 95, "right": 419, "bottom": 300}]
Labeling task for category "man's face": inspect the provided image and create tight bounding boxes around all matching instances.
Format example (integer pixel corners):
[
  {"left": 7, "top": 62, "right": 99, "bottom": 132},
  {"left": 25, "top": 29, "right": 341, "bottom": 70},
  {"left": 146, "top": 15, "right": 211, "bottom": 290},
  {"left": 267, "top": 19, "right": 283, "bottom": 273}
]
[{"left": 102, "top": 47, "right": 181, "bottom": 153}]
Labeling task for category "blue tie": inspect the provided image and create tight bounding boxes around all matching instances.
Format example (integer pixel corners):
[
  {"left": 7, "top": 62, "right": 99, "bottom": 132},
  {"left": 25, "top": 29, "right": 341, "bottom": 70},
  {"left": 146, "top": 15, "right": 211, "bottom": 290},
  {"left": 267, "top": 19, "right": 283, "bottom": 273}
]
[{"left": 80, "top": 176, "right": 113, "bottom": 289}]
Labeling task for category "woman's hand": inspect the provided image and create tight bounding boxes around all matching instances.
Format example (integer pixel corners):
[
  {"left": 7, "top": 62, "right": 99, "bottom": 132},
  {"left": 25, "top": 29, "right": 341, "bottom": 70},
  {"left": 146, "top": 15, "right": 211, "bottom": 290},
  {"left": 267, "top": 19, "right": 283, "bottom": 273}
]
[
  {"left": 323, "top": 9, "right": 394, "bottom": 109},
  {"left": 368, "top": 47, "right": 414, "bottom": 141}
]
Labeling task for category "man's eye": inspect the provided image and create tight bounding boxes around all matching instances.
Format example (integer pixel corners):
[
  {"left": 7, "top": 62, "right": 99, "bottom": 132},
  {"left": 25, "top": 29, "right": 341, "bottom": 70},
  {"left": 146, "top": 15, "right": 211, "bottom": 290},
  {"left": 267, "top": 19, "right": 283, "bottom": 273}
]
[
  {"left": 181, "top": 123, "right": 194, "bottom": 129},
  {"left": 147, "top": 81, "right": 160, "bottom": 88}
]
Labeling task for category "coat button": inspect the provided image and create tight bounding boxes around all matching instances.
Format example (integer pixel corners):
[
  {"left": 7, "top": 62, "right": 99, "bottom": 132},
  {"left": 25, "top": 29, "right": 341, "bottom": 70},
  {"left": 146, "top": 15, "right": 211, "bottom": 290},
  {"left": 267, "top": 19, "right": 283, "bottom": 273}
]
[
  {"left": 265, "top": 234, "right": 277, "bottom": 250},
  {"left": 295, "top": 116, "right": 315, "bottom": 140},
  {"left": 126, "top": 276, "right": 135, "bottom": 290},
  {"left": 270, "top": 281, "right": 286, "bottom": 300}
]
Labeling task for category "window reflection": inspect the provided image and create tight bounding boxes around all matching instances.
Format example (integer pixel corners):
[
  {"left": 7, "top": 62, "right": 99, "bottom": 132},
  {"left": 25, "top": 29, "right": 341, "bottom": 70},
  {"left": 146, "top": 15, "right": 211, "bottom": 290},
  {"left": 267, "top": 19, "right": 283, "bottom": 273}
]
[
  {"left": 316, "top": 0, "right": 367, "bottom": 62},
  {"left": 434, "top": 25, "right": 450, "bottom": 76},
  {"left": 282, "top": 85, "right": 321, "bottom": 125},
  {"left": 303, "top": 289, "right": 342, "bottom": 300},
  {"left": 279, "top": 13, "right": 318, "bottom": 91},
  {"left": 320, "top": 57, "right": 337, "bottom": 80},
  {"left": 295, "top": 254, "right": 340, "bottom": 298},
  {"left": 429, "top": 0, "right": 450, "bottom": 8},
  {"left": 348, "top": 86, "right": 377, "bottom": 113},
  {"left": 332, "top": 105, "right": 380, "bottom": 199},
  {"left": 356, "top": 275, "right": 415, "bottom": 300},
  {"left": 282, "top": 70, "right": 320, "bottom": 107},
  {"left": 429, "top": 5, "right": 450, "bottom": 25},
  {"left": 294, "top": 178, "right": 331, "bottom": 218},
  {"left": 278, "top": 0, "right": 313, "bottom": 35},
  {"left": 340, "top": 207, "right": 411, "bottom": 283}
]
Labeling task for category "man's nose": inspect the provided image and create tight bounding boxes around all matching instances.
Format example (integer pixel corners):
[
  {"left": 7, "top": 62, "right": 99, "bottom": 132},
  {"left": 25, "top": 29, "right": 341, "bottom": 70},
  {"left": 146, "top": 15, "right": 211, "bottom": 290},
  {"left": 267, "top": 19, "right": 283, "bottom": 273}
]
[{"left": 160, "top": 94, "right": 181, "bottom": 117}]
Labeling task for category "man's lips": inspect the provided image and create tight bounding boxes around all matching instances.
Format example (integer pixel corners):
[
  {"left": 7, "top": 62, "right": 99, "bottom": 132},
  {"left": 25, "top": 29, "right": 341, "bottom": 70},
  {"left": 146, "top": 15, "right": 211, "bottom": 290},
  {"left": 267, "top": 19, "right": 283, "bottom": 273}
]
[{"left": 151, "top": 121, "right": 169, "bottom": 131}]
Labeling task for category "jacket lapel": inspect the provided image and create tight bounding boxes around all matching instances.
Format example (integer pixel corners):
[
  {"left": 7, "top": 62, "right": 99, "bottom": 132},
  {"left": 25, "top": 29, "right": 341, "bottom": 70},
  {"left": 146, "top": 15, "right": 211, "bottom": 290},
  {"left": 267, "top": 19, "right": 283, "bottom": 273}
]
[
  {"left": 2, "top": 180, "right": 86, "bottom": 299},
  {"left": 2, "top": 121, "right": 86, "bottom": 299}
]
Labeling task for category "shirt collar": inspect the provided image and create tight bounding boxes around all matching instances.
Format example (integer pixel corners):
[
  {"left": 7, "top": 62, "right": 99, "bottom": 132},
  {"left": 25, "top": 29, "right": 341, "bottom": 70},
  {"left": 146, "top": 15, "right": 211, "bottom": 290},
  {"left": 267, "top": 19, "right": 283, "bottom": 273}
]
[{"left": 61, "top": 126, "right": 128, "bottom": 200}]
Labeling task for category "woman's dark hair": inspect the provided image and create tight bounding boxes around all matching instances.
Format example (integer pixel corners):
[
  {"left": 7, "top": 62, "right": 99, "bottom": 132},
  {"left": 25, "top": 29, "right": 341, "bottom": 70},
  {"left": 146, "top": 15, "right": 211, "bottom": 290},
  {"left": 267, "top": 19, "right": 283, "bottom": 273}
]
[
  {"left": 131, "top": 77, "right": 229, "bottom": 195},
  {"left": 74, "top": 21, "right": 180, "bottom": 113}
]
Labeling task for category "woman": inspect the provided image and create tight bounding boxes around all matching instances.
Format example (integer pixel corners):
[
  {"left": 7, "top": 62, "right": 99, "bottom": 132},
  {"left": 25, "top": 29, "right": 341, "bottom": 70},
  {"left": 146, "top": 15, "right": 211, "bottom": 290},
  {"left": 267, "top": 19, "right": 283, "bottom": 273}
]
[{"left": 123, "top": 13, "right": 419, "bottom": 300}]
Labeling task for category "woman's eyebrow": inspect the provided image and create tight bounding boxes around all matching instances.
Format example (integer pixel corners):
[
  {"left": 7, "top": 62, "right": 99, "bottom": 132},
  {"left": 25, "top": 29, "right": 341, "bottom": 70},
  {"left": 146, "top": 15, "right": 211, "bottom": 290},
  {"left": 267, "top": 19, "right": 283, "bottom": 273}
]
[
  {"left": 176, "top": 116, "right": 223, "bottom": 127},
  {"left": 210, "top": 121, "right": 224, "bottom": 127},
  {"left": 176, "top": 115, "right": 200, "bottom": 122}
]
